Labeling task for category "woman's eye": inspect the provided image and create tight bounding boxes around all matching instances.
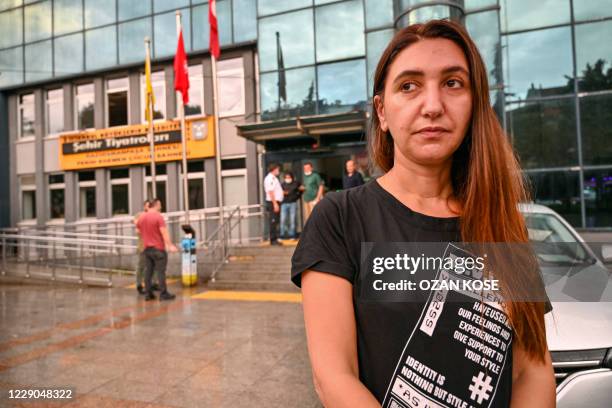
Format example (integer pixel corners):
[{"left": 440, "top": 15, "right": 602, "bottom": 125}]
[
  {"left": 401, "top": 82, "right": 416, "bottom": 92},
  {"left": 446, "top": 79, "right": 463, "bottom": 88}
]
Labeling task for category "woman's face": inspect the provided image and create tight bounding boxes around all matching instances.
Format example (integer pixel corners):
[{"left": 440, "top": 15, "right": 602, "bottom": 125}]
[{"left": 375, "top": 38, "right": 472, "bottom": 166}]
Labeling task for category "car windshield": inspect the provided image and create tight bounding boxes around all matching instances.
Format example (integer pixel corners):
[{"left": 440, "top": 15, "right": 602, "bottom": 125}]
[{"left": 523, "top": 213, "right": 594, "bottom": 266}]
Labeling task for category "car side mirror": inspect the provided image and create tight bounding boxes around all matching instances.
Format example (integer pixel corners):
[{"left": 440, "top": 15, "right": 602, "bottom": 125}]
[{"left": 601, "top": 244, "right": 612, "bottom": 263}]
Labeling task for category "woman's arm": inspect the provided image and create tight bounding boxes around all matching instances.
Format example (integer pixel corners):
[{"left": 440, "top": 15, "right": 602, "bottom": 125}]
[
  {"left": 301, "top": 270, "right": 381, "bottom": 408},
  {"left": 510, "top": 342, "right": 556, "bottom": 407}
]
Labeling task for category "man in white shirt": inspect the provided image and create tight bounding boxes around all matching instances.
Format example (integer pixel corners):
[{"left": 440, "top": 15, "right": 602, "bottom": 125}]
[{"left": 264, "top": 163, "right": 284, "bottom": 245}]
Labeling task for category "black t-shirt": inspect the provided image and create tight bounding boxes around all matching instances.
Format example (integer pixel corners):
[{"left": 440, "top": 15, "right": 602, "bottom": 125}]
[
  {"left": 282, "top": 180, "right": 302, "bottom": 203},
  {"left": 342, "top": 171, "right": 365, "bottom": 189},
  {"left": 291, "top": 179, "right": 550, "bottom": 408}
]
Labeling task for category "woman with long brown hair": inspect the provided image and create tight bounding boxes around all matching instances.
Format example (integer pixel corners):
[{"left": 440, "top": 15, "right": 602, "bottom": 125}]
[{"left": 291, "top": 19, "right": 555, "bottom": 407}]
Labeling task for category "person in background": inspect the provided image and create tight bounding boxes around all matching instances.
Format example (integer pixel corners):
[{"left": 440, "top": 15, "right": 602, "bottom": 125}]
[
  {"left": 136, "top": 198, "right": 178, "bottom": 301},
  {"left": 301, "top": 162, "right": 324, "bottom": 223},
  {"left": 264, "top": 163, "right": 284, "bottom": 245},
  {"left": 280, "top": 172, "right": 302, "bottom": 240},
  {"left": 342, "top": 159, "right": 365, "bottom": 190}
]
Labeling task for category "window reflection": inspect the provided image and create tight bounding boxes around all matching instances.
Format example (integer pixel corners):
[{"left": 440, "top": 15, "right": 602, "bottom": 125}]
[
  {"left": 233, "top": 0, "right": 257, "bottom": 43},
  {"left": 465, "top": 0, "right": 496, "bottom": 10},
  {"left": 118, "top": 17, "right": 151, "bottom": 64},
  {"left": 506, "top": 98, "right": 577, "bottom": 169},
  {"left": 118, "top": 0, "right": 150, "bottom": 21},
  {"left": 154, "top": 9, "right": 191, "bottom": 57},
  {"left": 141, "top": 71, "right": 166, "bottom": 121},
  {"left": 0, "top": 47, "right": 23, "bottom": 87},
  {"left": 315, "top": 0, "right": 364, "bottom": 63},
  {"left": 580, "top": 93, "right": 612, "bottom": 166},
  {"left": 75, "top": 83, "right": 94, "bottom": 130},
  {"left": 584, "top": 169, "right": 612, "bottom": 228},
  {"left": 365, "top": 0, "right": 393, "bottom": 29},
  {"left": 260, "top": 66, "right": 316, "bottom": 120},
  {"left": 178, "top": 65, "right": 204, "bottom": 117},
  {"left": 19, "top": 93, "right": 35, "bottom": 138},
  {"left": 25, "top": 40, "right": 52, "bottom": 82},
  {"left": 258, "top": 9, "right": 314, "bottom": 72},
  {"left": 46, "top": 89, "right": 64, "bottom": 135},
  {"left": 500, "top": 0, "right": 569, "bottom": 32},
  {"left": 317, "top": 59, "right": 367, "bottom": 115},
  {"left": 24, "top": 1, "right": 52, "bottom": 42},
  {"left": 0, "top": 9, "right": 22, "bottom": 48},
  {"left": 466, "top": 10, "right": 501, "bottom": 86},
  {"left": 84, "top": 0, "right": 116, "bottom": 29},
  {"left": 258, "top": 0, "right": 311, "bottom": 17},
  {"left": 54, "top": 33, "right": 83, "bottom": 75},
  {"left": 107, "top": 77, "right": 129, "bottom": 127},
  {"left": 85, "top": 26, "right": 117, "bottom": 70},
  {"left": 504, "top": 27, "right": 573, "bottom": 101},
  {"left": 366, "top": 29, "right": 393, "bottom": 97},
  {"left": 218, "top": 58, "right": 245, "bottom": 117},
  {"left": 153, "top": 0, "right": 189, "bottom": 13},
  {"left": 526, "top": 171, "right": 581, "bottom": 227},
  {"left": 575, "top": 20, "right": 612, "bottom": 92},
  {"left": 573, "top": 0, "right": 612, "bottom": 22},
  {"left": 54, "top": 0, "right": 82, "bottom": 36}
]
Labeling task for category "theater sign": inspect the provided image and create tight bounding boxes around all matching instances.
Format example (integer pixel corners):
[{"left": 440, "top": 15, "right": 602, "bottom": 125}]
[{"left": 58, "top": 116, "right": 215, "bottom": 170}]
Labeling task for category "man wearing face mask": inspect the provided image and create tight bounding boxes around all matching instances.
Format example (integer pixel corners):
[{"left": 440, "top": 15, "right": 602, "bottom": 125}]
[
  {"left": 301, "top": 162, "right": 324, "bottom": 223},
  {"left": 280, "top": 172, "right": 302, "bottom": 240}
]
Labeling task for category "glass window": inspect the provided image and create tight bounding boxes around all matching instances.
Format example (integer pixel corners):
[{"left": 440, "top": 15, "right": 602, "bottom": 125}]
[
  {"left": 575, "top": 20, "right": 612, "bottom": 92},
  {"left": 0, "top": 46, "right": 23, "bottom": 87},
  {"left": 22, "top": 189, "right": 36, "bottom": 220},
  {"left": 315, "top": 0, "right": 365, "bottom": 63},
  {"left": 178, "top": 64, "right": 204, "bottom": 117},
  {"left": 188, "top": 177, "right": 205, "bottom": 210},
  {"left": 259, "top": 9, "right": 314, "bottom": 72},
  {"left": 500, "top": 0, "right": 570, "bottom": 32},
  {"left": 317, "top": 59, "right": 367, "bottom": 115},
  {"left": 118, "top": 0, "right": 150, "bottom": 20},
  {"left": 118, "top": 17, "right": 151, "bottom": 64},
  {"left": 506, "top": 98, "right": 578, "bottom": 169},
  {"left": 85, "top": 25, "right": 117, "bottom": 70},
  {"left": 0, "top": 8, "right": 22, "bottom": 48},
  {"left": 154, "top": 9, "right": 191, "bottom": 57},
  {"left": 0, "top": 1, "right": 22, "bottom": 12},
  {"left": 141, "top": 70, "right": 166, "bottom": 121},
  {"left": 399, "top": 4, "right": 462, "bottom": 26},
  {"left": 258, "top": 0, "right": 311, "bottom": 16},
  {"left": 54, "top": 33, "right": 83, "bottom": 76},
  {"left": 260, "top": 66, "right": 316, "bottom": 120},
  {"left": 78, "top": 170, "right": 95, "bottom": 181},
  {"left": 466, "top": 10, "right": 501, "bottom": 86},
  {"left": 233, "top": 0, "right": 257, "bottom": 42},
  {"left": 314, "top": 0, "right": 337, "bottom": 4},
  {"left": 19, "top": 93, "right": 35, "bottom": 138},
  {"left": 84, "top": 0, "right": 116, "bottom": 29},
  {"left": 75, "top": 83, "right": 94, "bottom": 130},
  {"left": 366, "top": 29, "right": 393, "bottom": 97},
  {"left": 110, "top": 170, "right": 129, "bottom": 216},
  {"left": 465, "top": 0, "right": 496, "bottom": 10},
  {"left": 24, "top": 1, "right": 51, "bottom": 42},
  {"left": 573, "top": 0, "right": 612, "bottom": 22},
  {"left": 584, "top": 169, "right": 612, "bottom": 228},
  {"left": 526, "top": 171, "right": 581, "bottom": 227},
  {"left": 46, "top": 88, "right": 64, "bottom": 135},
  {"left": 218, "top": 58, "right": 245, "bottom": 117},
  {"left": 54, "top": 0, "right": 82, "bottom": 35},
  {"left": 79, "top": 185, "right": 96, "bottom": 218},
  {"left": 107, "top": 77, "right": 129, "bottom": 127},
  {"left": 153, "top": 0, "right": 189, "bottom": 13},
  {"left": 192, "top": 1, "right": 232, "bottom": 50},
  {"left": 504, "top": 27, "right": 573, "bottom": 101},
  {"left": 365, "top": 0, "right": 393, "bottom": 29},
  {"left": 49, "top": 174, "right": 65, "bottom": 219},
  {"left": 25, "top": 40, "right": 52, "bottom": 82},
  {"left": 146, "top": 180, "right": 167, "bottom": 210},
  {"left": 580, "top": 93, "right": 612, "bottom": 166},
  {"left": 217, "top": 0, "right": 232, "bottom": 46}
]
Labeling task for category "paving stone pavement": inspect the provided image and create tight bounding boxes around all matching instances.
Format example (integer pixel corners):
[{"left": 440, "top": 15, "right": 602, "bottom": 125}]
[{"left": 0, "top": 276, "right": 321, "bottom": 408}]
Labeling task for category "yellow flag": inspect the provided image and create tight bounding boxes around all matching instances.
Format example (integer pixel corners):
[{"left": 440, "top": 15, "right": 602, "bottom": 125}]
[{"left": 144, "top": 50, "right": 155, "bottom": 123}]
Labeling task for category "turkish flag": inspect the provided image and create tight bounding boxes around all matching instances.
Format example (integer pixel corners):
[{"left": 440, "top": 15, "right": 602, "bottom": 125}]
[
  {"left": 174, "top": 30, "right": 189, "bottom": 105},
  {"left": 209, "top": 0, "right": 220, "bottom": 59}
]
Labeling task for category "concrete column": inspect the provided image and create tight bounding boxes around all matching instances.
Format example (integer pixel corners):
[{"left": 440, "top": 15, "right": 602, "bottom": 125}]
[
  {"left": 243, "top": 50, "right": 260, "bottom": 205},
  {"left": 34, "top": 89, "right": 47, "bottom": 227},
  {"left": 204, "top": 158, "right": 218, "bottom": 208},
  {"left": 0, "top": 92, "right": 9, "bottom": 228},
  {"left": 64, "top": 172, "right": 77, "bottom": 223},
  {"left": 130, "top": 166, "right": 144, "bottom": 215},
  {"left": 95, "top": 169, "right": 109, "bottom": 218},
  {"left": 8, "top": 94, "right": 19, "bottom": 227},
  {"left": 165, "top": 65, "right": 176, "bottom": 119},
  {"left": 129, "top": 71, "right": 141, "bottom": 125},
  {"left": 166, "top": 162, "right": 180, "bottom": 212},
  {"left": 94, "top": 77, "right": 105, "bottom": 129}
]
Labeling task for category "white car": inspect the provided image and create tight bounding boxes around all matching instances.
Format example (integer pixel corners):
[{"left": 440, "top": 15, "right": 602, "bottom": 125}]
[{"left": 520, "top": 203, "right": 612, "bottom": 408}]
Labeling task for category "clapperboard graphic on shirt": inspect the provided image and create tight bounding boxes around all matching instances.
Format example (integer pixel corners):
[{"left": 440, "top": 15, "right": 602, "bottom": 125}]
[{"left": 382, "top": 243, "right": 513, "bottom": 408}]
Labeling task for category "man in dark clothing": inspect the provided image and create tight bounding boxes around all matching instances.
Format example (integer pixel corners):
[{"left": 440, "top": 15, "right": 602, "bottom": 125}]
[
  {"left": 264, "top": 163, "right": 284, "bottom": 245},
  {"left": 136, "top": 198, "right": 178, "bottom": 301},
  {"left": 342, "top": 159, "right": 365, "bottom": 189},
  {"left": 280, "top": 172, "right": 302, "bottom": 239}
]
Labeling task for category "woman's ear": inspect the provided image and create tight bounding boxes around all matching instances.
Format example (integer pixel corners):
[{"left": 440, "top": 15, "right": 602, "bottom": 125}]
[{"left": 373, "top": 94, "right": 388, "bottom": 132}]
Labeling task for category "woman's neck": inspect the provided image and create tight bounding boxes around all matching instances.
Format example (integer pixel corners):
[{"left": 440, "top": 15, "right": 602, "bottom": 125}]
[{"left": 377, "top": 158, "right": 460, "bottom": 218}]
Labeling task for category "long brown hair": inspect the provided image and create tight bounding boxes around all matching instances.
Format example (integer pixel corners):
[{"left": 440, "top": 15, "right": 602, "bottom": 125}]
[{"left": 369, "top": 20, "right": 548, "bottom": 362}]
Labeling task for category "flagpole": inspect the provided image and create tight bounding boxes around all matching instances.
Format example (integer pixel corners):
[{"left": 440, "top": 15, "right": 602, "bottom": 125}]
[
  {"left": 211, "top": 54, "right": 224, "bottom": 221},
  {"left": 175, "top": 11, "right": 190, "bottom": 225},
  {"left": 144, "top": 37, "right": 157, "bottom": 198}
]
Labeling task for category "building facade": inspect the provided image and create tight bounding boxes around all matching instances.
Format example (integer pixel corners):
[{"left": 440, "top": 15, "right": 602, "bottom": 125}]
[{"left": 0, "top": 0, "right": 610, "bottom": 230}]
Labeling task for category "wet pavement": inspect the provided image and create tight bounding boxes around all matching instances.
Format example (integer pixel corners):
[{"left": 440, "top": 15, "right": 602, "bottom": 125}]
[{"left": 0, "top": 276, "right": 319, "bottom": 407}]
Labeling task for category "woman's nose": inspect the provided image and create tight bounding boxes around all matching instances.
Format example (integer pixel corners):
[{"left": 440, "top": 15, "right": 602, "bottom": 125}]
[{"left": 420, "top": 86, "right": 445, "bottom": 119}]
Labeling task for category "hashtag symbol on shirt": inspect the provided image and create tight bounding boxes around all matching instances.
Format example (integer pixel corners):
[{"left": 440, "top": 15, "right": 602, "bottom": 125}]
[{"left": 468, "top": 371, "right": 493, "bottom": 404}]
